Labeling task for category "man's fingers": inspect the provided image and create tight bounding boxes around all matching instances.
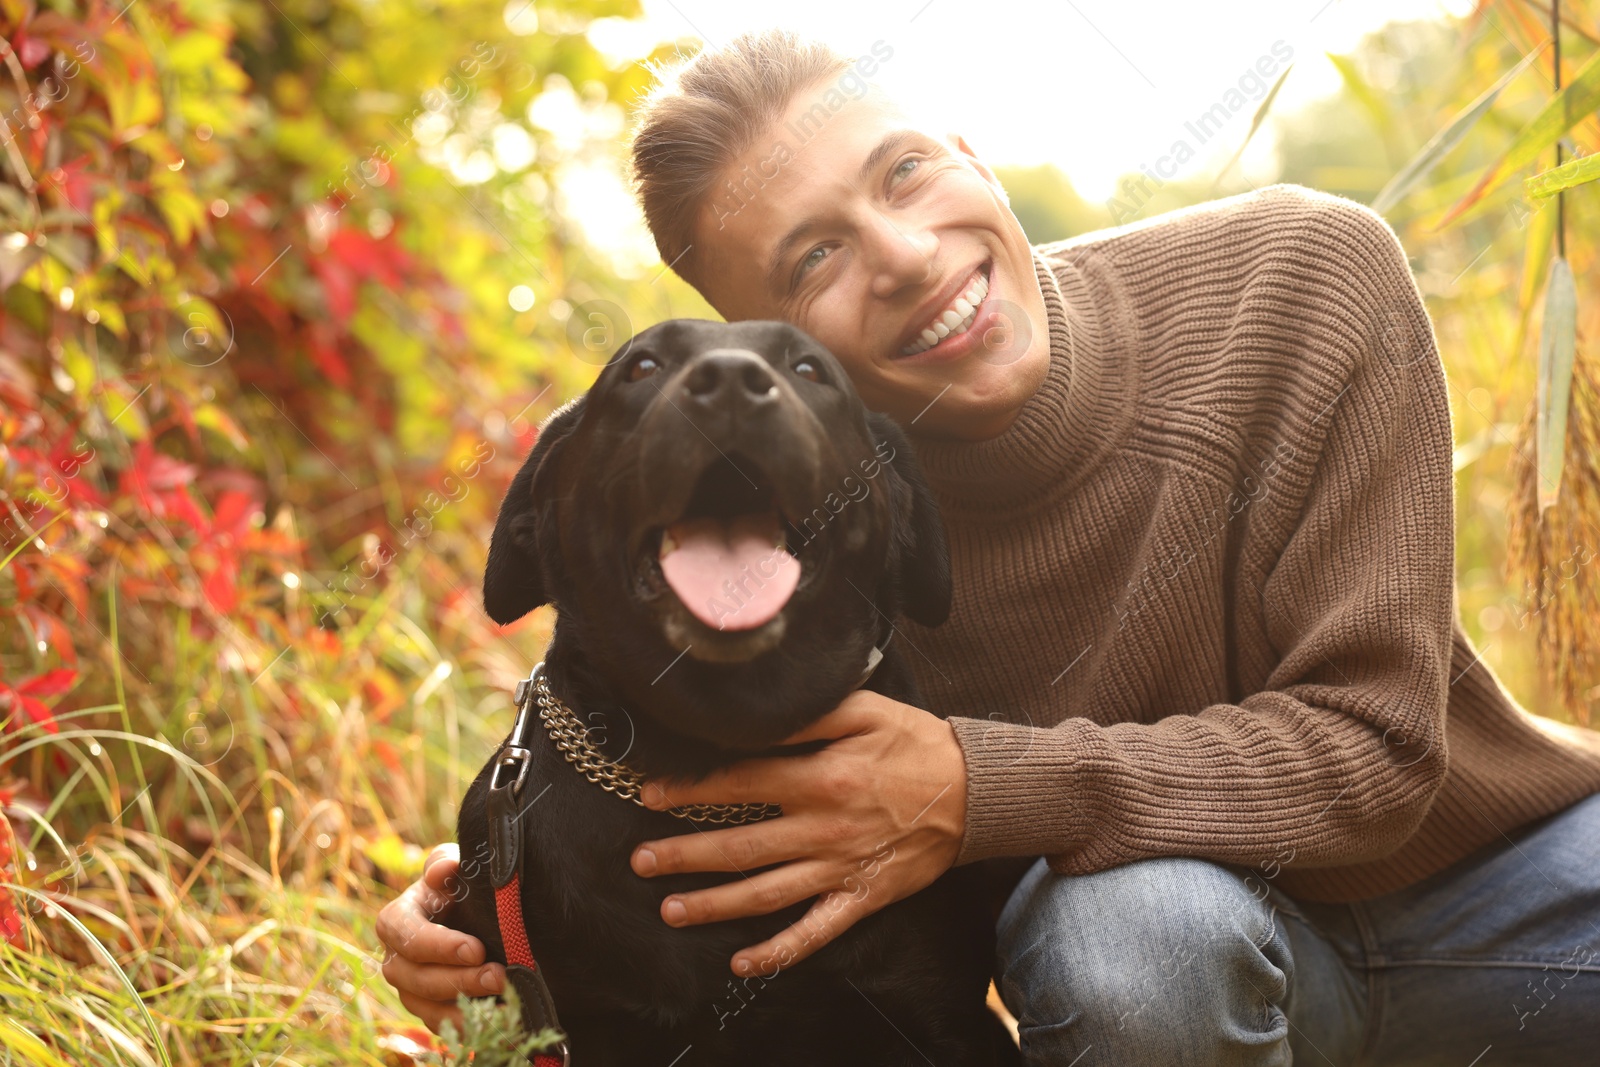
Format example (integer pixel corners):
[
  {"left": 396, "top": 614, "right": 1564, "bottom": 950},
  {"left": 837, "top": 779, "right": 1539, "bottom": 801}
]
[
  {"left": 730, "top": 889, "right": 871, "bottom": 977},
  {"left": 382, "top": 952, "right": 506, "bottom": 1003},
  {"left": 778, "top": 694, "right": 874, "bottom": 744},
  {"left": 391, "top": 911, "right": 487, "bottom": 966},
  {"left": 376, "top": 885, "right": 486, "bottom": 965},
  {"left": 640, "top": 698, "right": 884, "bottom": 809},
  {"left": 658, "top": 861, "right": 832, "bottom": 927},
  {"left": 632, "top": 816, "right": 819, "bottom": 877},
  {"left": 422, "top": 843, "right": 462, "bottom": 890},
  {"left": 398, "top": 990, "right": 464, "bottom": 1037},
  {"left": 641, "top": 755, "right": 814, "bottom": 810}
]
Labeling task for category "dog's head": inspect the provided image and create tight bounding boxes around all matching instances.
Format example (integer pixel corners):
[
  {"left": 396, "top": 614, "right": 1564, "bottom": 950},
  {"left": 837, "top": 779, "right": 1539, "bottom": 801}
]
[{"left": 483, "top": 319, "right": 949, "bottom": 748}]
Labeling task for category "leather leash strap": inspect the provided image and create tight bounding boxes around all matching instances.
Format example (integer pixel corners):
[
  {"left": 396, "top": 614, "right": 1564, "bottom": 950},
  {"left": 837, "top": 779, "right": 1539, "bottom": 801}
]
[{"left": 486, "top": 662, "right": 569, "bottom": 1067}]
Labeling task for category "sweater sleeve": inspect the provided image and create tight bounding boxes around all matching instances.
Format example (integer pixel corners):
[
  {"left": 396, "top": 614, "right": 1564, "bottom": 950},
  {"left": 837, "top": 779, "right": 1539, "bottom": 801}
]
[{"left": 942, "top": 196, "right": 1458, "bottom": 875}]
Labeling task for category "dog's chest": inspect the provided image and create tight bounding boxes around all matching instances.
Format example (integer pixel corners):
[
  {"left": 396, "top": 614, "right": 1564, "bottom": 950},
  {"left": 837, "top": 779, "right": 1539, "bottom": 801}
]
[{"left": 516, "top": 753, "right": 818, "bottom": 1025}]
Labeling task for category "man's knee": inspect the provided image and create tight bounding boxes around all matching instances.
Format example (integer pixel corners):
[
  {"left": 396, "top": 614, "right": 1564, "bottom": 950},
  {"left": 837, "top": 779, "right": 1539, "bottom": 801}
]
[{"left": 995, "top": 857, "right": 1292, "bottom": 1064}]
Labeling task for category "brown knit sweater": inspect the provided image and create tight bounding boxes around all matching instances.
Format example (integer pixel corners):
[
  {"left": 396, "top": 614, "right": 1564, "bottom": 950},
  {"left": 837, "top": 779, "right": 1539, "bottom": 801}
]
[{"left": 902, "top": 183, "right": 1600, "bottom": 902}]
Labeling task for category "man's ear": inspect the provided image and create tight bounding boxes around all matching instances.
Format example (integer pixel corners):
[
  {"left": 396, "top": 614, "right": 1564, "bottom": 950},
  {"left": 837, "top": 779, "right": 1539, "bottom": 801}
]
[
  {"left": 952, "top": 133, "right": 1009, "bottom": 205},
  {"left": 482, "top": 396, "right": 586, "bottom": 625},
  {"left": 868, "top": 412, "right": 952, "bottom": 628}
]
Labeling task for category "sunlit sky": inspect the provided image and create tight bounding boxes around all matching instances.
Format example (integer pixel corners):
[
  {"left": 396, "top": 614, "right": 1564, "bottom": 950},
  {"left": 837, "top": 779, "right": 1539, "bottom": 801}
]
[{"left": 549, "top": 0, "right": 1478, "bottom": 271}]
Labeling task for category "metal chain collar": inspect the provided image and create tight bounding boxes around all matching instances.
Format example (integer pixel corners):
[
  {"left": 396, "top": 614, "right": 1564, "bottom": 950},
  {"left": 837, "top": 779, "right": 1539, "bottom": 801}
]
[{"left": 531, "top": 670, "right": 781, "bottom": 825}]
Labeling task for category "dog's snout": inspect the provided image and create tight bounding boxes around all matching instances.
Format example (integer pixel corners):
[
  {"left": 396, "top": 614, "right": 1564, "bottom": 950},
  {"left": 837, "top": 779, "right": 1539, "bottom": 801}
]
[{"left": 682, "top": 349, "right": 779, "bottom": 407}]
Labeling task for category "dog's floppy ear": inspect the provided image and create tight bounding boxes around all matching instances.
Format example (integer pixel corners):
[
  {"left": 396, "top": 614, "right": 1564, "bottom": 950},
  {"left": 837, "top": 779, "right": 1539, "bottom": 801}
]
[
  {"left": 483, "top": 396, "right": 586, "bottom": 625},
  {"left": 867, "top": 412, "right": 952, "bottom": 628}
]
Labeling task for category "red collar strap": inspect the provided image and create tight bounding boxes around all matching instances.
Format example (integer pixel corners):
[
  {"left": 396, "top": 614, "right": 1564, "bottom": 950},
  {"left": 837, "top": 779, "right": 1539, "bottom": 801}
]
[{"left": 486, "top": 664, "right": 568, "bottom": 1067}]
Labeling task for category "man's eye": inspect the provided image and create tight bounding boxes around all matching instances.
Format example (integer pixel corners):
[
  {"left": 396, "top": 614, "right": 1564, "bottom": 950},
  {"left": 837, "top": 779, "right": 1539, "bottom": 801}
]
[
  {"left": 626, "top": 355, "right": 660, "bottom": 382},
  {"left": 799, "top": 246, "right": 830, "bottom": 275},
  {"left": 890, "top": 158, "right": 919, "bottom": 186}
]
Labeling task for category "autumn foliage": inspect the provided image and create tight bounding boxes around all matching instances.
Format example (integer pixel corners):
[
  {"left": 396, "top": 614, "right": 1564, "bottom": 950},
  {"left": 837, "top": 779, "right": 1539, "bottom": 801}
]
[{"left": 0, "top": 0, "right": 654, "bottom": 1059}]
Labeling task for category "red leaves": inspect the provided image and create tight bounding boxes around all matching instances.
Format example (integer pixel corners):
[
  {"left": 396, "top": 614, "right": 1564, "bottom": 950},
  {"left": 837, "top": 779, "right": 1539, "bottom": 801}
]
[
  {"left": 200, "top": 552, "right": 240, "bottom": 614},
  {"left": 305, "top": 323, "right": 351, "bottom": 389},
  {"left": 196, "top": 488, "right": 265, "bottom": 614},
  {"left": 118, "top": 439, "right": 203, "bottom": 530},
  {"left": 110, "top": 443, "right": 302, "bottom": 614},
  {"left": 47, "top": 154, "right": 96, "bottom": 213},
  {"left": 22, "top": 607, "right": 78, "bottom": 668},
  {"left": 0, "top": 667, "right": 78, "bottom": 735},
  {"left": 309, "top": 226, "right": 415, "bottom": 326},
  {"left": 0, "top": 831, "right": 21, "bottom": 947},
  {"left": 17, "top": 669, "right": 73, "bottom": 698},
  {"left": 8, "top": 27, "right": 53, "bottom": 70},
  {"left": 0, "top": 778, "right": 28, "bottom": 947},
  {"left": 10, "top": 553, "right": 90, "bottom": 621}
]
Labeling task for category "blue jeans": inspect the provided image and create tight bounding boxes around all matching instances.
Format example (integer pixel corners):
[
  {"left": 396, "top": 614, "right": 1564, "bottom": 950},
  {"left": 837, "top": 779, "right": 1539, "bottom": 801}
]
[{"left": 994, "top": 793, "right": 1600, "bottom": 1065}]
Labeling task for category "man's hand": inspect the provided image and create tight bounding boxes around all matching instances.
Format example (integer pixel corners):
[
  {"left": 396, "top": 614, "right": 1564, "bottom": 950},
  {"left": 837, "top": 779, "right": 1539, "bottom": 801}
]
[
  {"left": 631, "top": 689, "right": 968, "bottom": 978},
  {"left": 376, "top": 843, "right": 506, "bottom": 1034}
]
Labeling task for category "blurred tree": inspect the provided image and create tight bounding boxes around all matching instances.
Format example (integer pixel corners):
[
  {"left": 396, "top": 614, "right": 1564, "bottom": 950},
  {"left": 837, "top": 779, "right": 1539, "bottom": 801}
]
[{"left": 991, "top": 162, "right": 1107, "bottom": 242}]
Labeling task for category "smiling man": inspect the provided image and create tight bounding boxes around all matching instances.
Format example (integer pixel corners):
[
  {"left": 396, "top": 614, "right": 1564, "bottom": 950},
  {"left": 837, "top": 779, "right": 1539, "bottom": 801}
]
[{"left": 379, "top": 29, "right": 1600, "bottom": 1064}]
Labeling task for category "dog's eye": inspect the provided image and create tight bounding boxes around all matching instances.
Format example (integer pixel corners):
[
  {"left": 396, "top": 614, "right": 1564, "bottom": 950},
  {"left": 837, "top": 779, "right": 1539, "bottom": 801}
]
[
  {"left": 792, "top": 358, "right": 822, "bottom": 382},
  {"left": 626, "top": 355, "right": 660, "bottom": 382}
]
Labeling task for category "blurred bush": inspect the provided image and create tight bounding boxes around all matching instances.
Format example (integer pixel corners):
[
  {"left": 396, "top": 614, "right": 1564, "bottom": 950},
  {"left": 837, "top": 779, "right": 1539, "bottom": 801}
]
[{"left": 0, "top": 0, "right": 717, "bottom": 1061}]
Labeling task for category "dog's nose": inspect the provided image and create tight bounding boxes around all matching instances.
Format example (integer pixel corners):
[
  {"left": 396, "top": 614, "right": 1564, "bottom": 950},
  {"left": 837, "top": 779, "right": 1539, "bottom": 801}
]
[{"left": 682, "top": 349, "right": 779, "bottom": 408}]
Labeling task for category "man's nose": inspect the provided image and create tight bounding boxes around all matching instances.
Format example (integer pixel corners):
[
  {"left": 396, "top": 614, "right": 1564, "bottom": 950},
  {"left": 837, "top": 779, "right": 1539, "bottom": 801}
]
[
  {"left": 863, "top": 214, "right": 937, "bottom": 298},
  {"left": 680, "top": 348, "right": 779, "bottom": 411}
]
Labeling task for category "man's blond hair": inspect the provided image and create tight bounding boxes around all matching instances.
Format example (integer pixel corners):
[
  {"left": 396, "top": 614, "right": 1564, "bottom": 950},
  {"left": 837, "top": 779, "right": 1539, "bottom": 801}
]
[{"left": 628, "top": 29, "right": 853, "bottom": 286}]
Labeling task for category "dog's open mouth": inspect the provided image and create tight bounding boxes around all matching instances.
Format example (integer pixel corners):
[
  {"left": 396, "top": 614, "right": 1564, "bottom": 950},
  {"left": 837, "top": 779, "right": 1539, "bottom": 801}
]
[{"left": 650, "top": 454, "right": 800, "bottom": 632}]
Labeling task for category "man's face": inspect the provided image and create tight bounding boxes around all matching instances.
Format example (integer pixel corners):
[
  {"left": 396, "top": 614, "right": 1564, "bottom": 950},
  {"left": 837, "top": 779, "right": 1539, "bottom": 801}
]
[{"left": 689, "top": 80, "right": 1051, "bottom": 442}]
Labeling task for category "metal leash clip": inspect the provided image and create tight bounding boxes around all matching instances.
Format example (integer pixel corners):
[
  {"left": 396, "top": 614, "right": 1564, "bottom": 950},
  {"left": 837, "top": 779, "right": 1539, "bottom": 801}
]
[{"left": 489, "top": 662, "right": 542, "bottom": 798}]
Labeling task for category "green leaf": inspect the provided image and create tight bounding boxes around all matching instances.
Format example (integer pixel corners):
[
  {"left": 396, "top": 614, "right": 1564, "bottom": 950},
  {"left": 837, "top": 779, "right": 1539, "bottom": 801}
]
[
  {"left": 100, "top": 377, "right": 150, "bottom": 440},
  {"left": 439, "top": 985, "right": 565, "bottom": 1067},
  {"left": 154, "top": 187, "right": 202, "bottom": 247},
  {"left": 1371, "top": 44, "right": 1547, "bottom": 215},
  {"left": 104, "top": 63, "right": 164, "bottom": 136},
  {"left": 1536, "top": 257, "right": 1577, "bottom": 512},
  {"left": 42, "top": 231, "right": 91, "bottom": 275},
  {"left": 1512, "top": 197, "right": 1559, "bottom": 361},
  {"left": 1441, "top": 44, "right": 1600, "bottom": 227},
  {"left": 1326, "top": 52, "right": 1391, "bottom": 137},
  {"left": 1212, "top": 64, "right": 1294, "bottom": 190},
  {"left": 360, "top": 832, "right": 426, "bottom": 880},
  {"left": 194, "top": 402, "right": 251, "bottom": 452},
  {"left": 1525, "top": 151, "right": 1600, "bottom": 198}
]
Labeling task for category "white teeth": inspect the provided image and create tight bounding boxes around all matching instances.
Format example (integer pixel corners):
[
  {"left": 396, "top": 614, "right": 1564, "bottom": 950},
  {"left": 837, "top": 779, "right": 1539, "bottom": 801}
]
[{"left": 898, "top": 266, "right": 991, "bottom": 355}]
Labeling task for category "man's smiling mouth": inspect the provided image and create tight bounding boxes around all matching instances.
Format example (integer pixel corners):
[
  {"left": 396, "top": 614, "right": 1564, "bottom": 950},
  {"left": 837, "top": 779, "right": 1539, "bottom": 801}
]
[{"left": 898, "top": 262, "right": 991, "bottom": 357}]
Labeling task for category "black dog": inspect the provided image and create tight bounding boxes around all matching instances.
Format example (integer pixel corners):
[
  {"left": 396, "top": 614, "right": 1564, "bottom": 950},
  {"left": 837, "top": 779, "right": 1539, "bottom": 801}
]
[{"left": 450, "top": 319, "right": 1021, "bottom": 1065}]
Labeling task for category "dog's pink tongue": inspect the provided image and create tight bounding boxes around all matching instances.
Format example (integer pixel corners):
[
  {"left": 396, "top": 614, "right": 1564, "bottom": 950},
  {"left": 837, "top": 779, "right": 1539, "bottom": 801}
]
[{"left": 659, "top": 514, "right": 799, "bottom": 631}]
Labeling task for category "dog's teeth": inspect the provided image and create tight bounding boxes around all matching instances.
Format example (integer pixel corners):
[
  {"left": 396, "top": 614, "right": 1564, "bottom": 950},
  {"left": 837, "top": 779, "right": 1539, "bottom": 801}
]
[{"left": 660, "top": 529, "right": 678, "bottom": 557}]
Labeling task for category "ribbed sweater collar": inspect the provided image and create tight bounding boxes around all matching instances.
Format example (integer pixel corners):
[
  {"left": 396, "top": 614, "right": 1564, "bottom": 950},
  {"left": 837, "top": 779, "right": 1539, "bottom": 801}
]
[{"left": 908, "top": 245, "right": 1135, "bottom": 515}]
